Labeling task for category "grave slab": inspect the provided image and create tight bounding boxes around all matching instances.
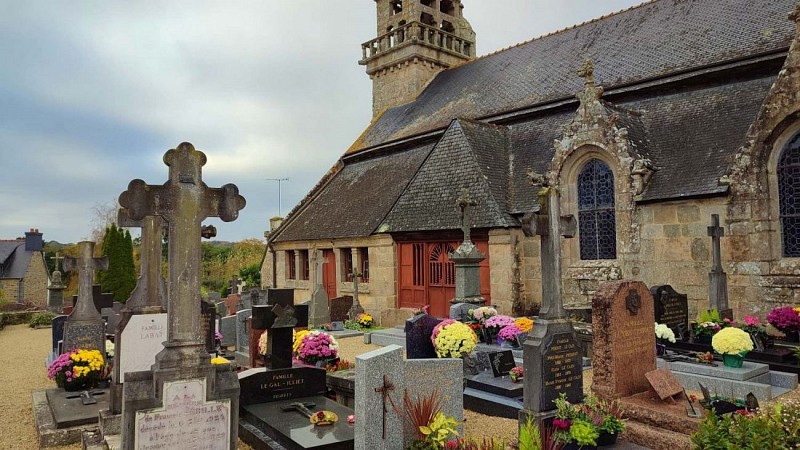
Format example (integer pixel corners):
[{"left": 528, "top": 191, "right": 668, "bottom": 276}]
[
  {"left": 32, "top": 389, "right": 98, "bottom": 448},
  {"left": 46, "top": 387, "right": 110, "bottom": 429}
]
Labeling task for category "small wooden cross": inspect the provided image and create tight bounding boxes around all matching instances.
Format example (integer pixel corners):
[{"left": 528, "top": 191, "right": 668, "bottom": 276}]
[{"left": 374, "top": 374, "right": 395, "bottom": 439}]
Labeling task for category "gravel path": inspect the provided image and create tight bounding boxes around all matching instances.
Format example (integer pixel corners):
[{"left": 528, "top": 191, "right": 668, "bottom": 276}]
[{"left": 2, "top": 325, "right": 518, "bottom": 449}]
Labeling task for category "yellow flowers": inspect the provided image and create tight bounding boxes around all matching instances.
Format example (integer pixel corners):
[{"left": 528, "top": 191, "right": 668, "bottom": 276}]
[
  {"left": 514, "top": 317, "right": 533, "bottom": 333},
  {"left": 433, "top": 322, "right": 478, "bottom": 358},
  {"left": 293, "top": 330, "right": 309, "bottom": 354},
  {"left": 712, "top": 327, "right": 754, "bottom": 355},
  {"left": 211, "top": 357, "right": 230, "bottom": 365}
]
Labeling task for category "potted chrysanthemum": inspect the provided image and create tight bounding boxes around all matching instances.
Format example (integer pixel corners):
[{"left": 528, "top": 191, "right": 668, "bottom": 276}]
[
  {"left": 712, "top": 327, "right": 754, "bottom": 368},
  {"left": 294, "top": 330, "right": 339, "bottom": 367},
  {"left": 484, "top": 315, "right": 515, "bottom": 345},
  {"left": 498, "top": 324, "right": 524, "bottom": 348},
  {"left": 47, "top": 349, "right": 105, "bottom": 391},
  {"left": 654, "top": 322, "right": 676, "bottom": 356},
  {"left": 431, "top": 320, "right": 478, "bottom": 358}
]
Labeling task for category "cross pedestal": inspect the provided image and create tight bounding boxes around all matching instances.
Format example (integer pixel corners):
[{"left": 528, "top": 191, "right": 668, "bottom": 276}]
[{"left": 449, "top": 188, "right": 486, "bottom": 305}]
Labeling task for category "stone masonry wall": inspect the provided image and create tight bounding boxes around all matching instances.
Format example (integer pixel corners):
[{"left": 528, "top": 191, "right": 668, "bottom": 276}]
[
  {"left": 22, "top": 251, "right": 48, "bottom": 308},
  {"left": 0, "top": 279, "right": 19, "bottom": 303},
  {"left": 488, "top": 229, "right": 515, "bottom": 315}
]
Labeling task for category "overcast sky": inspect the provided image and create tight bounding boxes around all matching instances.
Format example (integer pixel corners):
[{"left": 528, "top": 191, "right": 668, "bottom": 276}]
[{"left": 0, "top": 1, "right": 643, "bottom": 243}]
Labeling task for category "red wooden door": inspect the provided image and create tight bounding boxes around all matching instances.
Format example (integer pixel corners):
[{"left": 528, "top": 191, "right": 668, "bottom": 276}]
[
  {"left": 322, "top": 249, "right": 337, "bottom": 299},
  {"left": 427, "top": 242, "right": 456, "bottom": 317}
]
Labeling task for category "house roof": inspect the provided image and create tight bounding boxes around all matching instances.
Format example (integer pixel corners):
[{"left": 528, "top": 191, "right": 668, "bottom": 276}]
[
  {"left": 0, "top": 241, "right": 33, "bottom": 279},
  {"left": 350, "top": 0, "right": 795, "bottom": 152}
]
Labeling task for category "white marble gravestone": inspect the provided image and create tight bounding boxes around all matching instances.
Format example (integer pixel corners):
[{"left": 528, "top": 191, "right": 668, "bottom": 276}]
[
  {"left": 119, "top": 314, "right": 167, "bottom": 383},
  {"left": 134, "top": 378, "right": 230, "bottom": 449}
]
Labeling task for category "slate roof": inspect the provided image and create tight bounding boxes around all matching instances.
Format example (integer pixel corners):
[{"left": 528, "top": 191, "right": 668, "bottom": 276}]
[
  {"left": 0, "top": 241, "right": 32, "bottom": 279},
  {"left": 350, "top": 0, "right": 795, "bottom": 151},
  {"left": 272, "top": 143, "right": 434, "bottom": 242},
  {"left": 378, "top": 119, "right": 515, "bottom": 233}
]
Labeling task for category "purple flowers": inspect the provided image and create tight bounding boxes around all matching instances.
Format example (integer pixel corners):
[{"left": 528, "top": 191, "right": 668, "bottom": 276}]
[
  {"left": 484, "top": 315, "right": 515, "bottom": 330},
  {"left": 766, "top": 306, "right": 800, "bottom": 333},
  {"left": 553, "top": 418, "right": 572, "bottom": 430},
  {"left": 497, "top": 324, "right": 523, "bottom": 343},
  {"left": 294, "top": 330, "right": 339, "bottom": 365}
]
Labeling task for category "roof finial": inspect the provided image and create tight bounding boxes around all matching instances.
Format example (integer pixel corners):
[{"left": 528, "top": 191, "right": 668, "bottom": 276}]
[{"left": 577, "top": 59, "right": 595, "bottom": 86}]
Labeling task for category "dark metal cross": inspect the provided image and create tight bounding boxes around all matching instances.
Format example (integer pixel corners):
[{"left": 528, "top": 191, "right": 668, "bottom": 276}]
[
  {"left": 118, "top": 143, "right": 245, "bottom": 362},
  {"left": 280, "top": 401, "right": 316, "bottom": 418},
  {"left": 63, "top": 242, "right": 109, "bottom": 321},
  {"left": 707, "top": 214, "right": 730, "bottom": 315},
  {"left": 374, "top": 374, "right": 395, "bottom": 439},
  {"left": 456, "top": 188, "right": 477, "bottom": 244}
]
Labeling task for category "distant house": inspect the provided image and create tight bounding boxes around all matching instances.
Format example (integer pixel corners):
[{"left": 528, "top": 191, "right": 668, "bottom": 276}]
[{"left": 0, "top": 229, "right": 49, "bottom": 306}]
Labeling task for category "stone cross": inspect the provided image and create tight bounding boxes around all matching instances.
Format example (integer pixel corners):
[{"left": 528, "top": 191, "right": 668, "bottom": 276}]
[
  {"left": 311, "top": 250, "right": 327, "bottom": 288},
  {"left": 309, "top": 249, "right": 331, "bottom": 326},
  {"left": 228, "top": 275, "right": 242, "bottom": 295},
  {"left": 118, "top": 208, "right": 167, "bottom": 308},
  {"left": 373, "top": 374, "right": 395, "bottom": 440},
  {"left": 456, "top": 188, "right": 477, "bottom": 244},
  {"left": 50, "top": 252, "right": 65, "bottom": 286},
  {"left": 348, "top": 269, "right": 365, "bottom": 319},
  {"left": 118, "top": 142, "right": 245, "bottom": 366},
  {"left": 707, "top": 214, "right": 731, "bottom": 318},
  {"left": 523, "top": 181, "right": 576, "bottom": 320},
  {"left": 63, "top": 242, "right": 109, "bottom": 321}
]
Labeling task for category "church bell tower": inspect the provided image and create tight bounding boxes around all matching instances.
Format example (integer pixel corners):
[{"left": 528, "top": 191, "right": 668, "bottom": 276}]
[{"left": 360, "top": 0, "right": 476, "bottom": 117}]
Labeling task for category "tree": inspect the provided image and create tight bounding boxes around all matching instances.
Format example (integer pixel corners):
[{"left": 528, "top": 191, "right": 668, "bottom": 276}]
[
  {"left": 239, "top": 263, "right": 262, "bottom": 289},
  {"left": 98, "top": 224, "right": 136, "bottom": 302}
]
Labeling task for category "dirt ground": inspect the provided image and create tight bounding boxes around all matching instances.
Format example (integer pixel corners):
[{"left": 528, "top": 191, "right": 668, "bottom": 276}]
[{"left": 1, "top": 324, "right": 520, "bottom": 449}]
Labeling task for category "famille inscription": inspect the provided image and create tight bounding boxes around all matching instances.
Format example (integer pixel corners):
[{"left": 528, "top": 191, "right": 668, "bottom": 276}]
[
  {"left": 135, "top": 378, "right": 230, "bottom": 450},
  {"left": 541, "top": 333, "right": 582, "bottom": 408}
]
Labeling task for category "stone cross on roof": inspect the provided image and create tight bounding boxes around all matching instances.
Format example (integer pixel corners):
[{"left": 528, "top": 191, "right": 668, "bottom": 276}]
[
  {"left": 63, "top": 241, "right": 108, "bottom": 321},
  {"left": 577, "top": 59, "right": 595, "bottom": 85},
  {"left": 118, "top": 142, "right": 245, "bottom": 365},
  {"left": 456, "top": 187, "right": 477, "bottom": 244}
]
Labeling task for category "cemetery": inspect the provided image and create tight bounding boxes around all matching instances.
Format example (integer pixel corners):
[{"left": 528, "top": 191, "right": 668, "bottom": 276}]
[{"left": 8, "top": 1, "right": 800, "bottom": 450}]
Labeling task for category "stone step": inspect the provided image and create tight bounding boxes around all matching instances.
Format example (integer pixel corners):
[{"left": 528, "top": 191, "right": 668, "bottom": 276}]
[
  {"left": 462, "top": 387, "right": 523, "bottom": 419},
  {"left": 368, "top": 328, "right": 407, "bottom": 348},
  {"left": 622, "top": 421, "right": 692, "bottom": 450}
]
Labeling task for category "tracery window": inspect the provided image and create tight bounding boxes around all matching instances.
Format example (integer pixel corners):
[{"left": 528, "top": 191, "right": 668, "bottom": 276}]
[
  {"left": 778, "top": 133, "right": 800, "bottom": 257},
  {"left": 577, "top": 159, "right": 616, "bottom": 260}
]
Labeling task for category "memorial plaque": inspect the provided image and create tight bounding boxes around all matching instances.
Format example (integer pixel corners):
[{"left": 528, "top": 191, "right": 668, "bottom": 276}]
[
  {"left": 651, "top": 285, "right": 689, "bottom": 340},
  {"left": 238, "top": 367, "right": 327, "bottom": 405},
  {"left": 487, "top": 350, "right": 516, "bottom": 377},
  {"left": 119, "top": 314, "right": 167, "bottom": 383},
  {"left": 540, "top": 332, "right": 582, "bottom": 410},
  {"left": 135, "top": 378, "right": 230, "bottom": 449},
  {"left": 63, "top": 322, "right": 105, "bottom": 354},
  {"left": 645, "top": 368, "right": 683, "bottom": 401}
]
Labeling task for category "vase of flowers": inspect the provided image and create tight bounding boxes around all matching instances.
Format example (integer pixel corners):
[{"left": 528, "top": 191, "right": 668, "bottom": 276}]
[
  {"left": 47, "top": 349, "right": 105, "bottom": 392},
  {"left": 654, "top": 322, "right": 676, "bottom": 356},
  {"left": 766, "top": 306, "right": 800, "bottom": 342},
  {"left": 294, "top": 330, "right": 339, "bottom": 366},
  {"left": 356, "top": 313, "right": 374, "bottom": 329},
  {"left": 497, "top": 324, "right": 523, "bottom": 348},
  {"left": 712, "top": 327, "right": 754, "bottom": 368},
  {"left": 431, "top": 320, "right": 478, "bottom": 358},
  {"left": 484, "top": 315, "right": 515, "bottom": 345}
]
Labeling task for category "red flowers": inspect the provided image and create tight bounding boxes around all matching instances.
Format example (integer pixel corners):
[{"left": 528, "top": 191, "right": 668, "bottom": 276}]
[
  {"left": 553, "top": 418, "right": 572, "bottom": 430},
  {"left": 317, "top": 411, "right": 325, "bottom": 419}
]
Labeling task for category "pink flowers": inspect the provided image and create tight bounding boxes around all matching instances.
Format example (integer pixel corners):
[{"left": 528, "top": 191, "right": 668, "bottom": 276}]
[
  {"left": 766, "top": 306, "right": 800, "bottom": 333},
  {"left": 553, "top": 418, "right": 572, "bottom": 430},
  {"left": 743, "top": 316, "right": 761, "bottom": 327},
  {"left": 498, "top": 324, "right": 523, "bottom": 343},
  {"left": 484, "top": 315, "right": 515, "bottom": 330},
  {"left": 294, "top": 331, "right": 339, "bottom": 365}
]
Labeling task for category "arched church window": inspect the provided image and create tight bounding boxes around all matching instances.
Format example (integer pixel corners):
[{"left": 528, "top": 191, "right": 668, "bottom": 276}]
[
  {"left": 778, "top": 133, "right": 800, "bottom": 256},
  {"left": 577, "top": 159, "right": 616, "bottom": 260}
]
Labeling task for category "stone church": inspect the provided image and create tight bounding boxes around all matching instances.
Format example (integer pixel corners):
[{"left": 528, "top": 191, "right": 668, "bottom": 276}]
[{"left": 261, "top": 0, "right": 800, "bottom": 323}]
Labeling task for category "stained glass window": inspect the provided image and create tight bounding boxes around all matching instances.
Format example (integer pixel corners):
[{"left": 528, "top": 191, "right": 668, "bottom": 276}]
[
  {"left": 778, "top": 133, "right": 800, "bottom": 257},
  {"left": 578, "top": 159, "right": 617, "bottom": 260}
]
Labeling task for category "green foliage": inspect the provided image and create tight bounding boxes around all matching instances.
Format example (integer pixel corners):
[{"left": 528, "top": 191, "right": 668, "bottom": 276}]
[
  {"left": 691, "top": 409, "right": 788, "bottom": 449},
  {"left": 568, "top": 419, "right": 598, "bottom": 446},
  {"left": 0, "top": 286, "right": 5, "bottom": 305},
  {"left": 518, "top": 415, "right": 540, "bottom": 450},
  {"left": 698, "top": 309, "right": 721, "bottom": 323},
  {"left": 239, "top": 263, "right": 261, "bottom": 289},
  {"left": 447, "top": 437, "right": 506, "bottom": 449},
  {"left": 771, "top": 401, "right": 800, "bottom": 448},
  {"left": 98, "top": 225, "right": 137, "bottom": 302},
  {"left": 29, "top": 312, "right": 57, "bottom": 328},
  {"left": 419, "top": 412, "right": 459, "bottom": 448}
]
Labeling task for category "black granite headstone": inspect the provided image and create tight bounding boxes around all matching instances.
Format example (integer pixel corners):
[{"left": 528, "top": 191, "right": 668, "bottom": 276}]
[
  {"left": 239, "top": 367, "right": 327, "bottom": 405},
  {"left": 487, "top": 350, "right": 516, "bottom": 377},
  {"left": 51, "top": 315, "right": 68, "bottom": 352},
  {"left": 651, "top": 285, "right": 689, "bottom": 340},
  {"left": 539, "top": 331, "right": 582, "bottom": 411},
  {"left": 267, "top": 288, "right": 294, "bottom": 308},
  {"left": 404, "top": 314, "right": 443, "bottom": 359},
  {"left": 252, "top": 303, "right": 309, "bottom": 369},
  {"left": 329, "top": 296, "right": 353, "bottom": 322}
]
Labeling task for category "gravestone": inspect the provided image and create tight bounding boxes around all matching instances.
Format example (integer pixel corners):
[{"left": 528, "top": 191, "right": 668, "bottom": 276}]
[
  {"left": 102, "top": 307, "right": 121, "bottom": 336},
  {"left": 520, "top": 183, "right": 582, "bottom": 425},
  {"left": 267, "top": 288, "right": 294, "bottom": 305},
  {"left": 201, "top": 300, "right": 217, "bottom": 353},
  {"left": 448, "top": 188, "right": 486, "bottom": 305},
  {"left": 251, "top": 302, "right": 309, "bottom": 369},
  {"left": 645, "top": 368, "right": 683, "bottom": 401},
  {"left": 487, "top": 350, "right": 516, "bottom": 377},
  {"left": 51, "top": 315, "right": 67, "bottom": 353},
  {"left": 651, "top": 284, "right": 689, "bottom": 341},
  {"left": 404, "top": 313, "right": 442, "bottom": 359},
  {"left": 449, "top": 302, "right": 476, "bottom": 321},
  {"left": 207, "top": 292, "right": 222, "bottom": 304},
  {"left": 330, "top": 296, "right": 353, "bottom": 322},
  {"left": 239, "top": 366, "right": 327, "bottom": 405},
  {"left": 240, "top": 292, "right": 252, "bottom": 310},
  {"left": 118, "top": 313, "right": 167, "bottom": 383},
  {"left": 118, "top": 142, "right": 244, "bottom": 450},
  {"left": 220, "top": 316, "right": 237, "bottom": 348},
  {"left": 224, "top": 293, "right": 241, "bottom": 316},
  {"left": 309, "top": 250, "right": 331, "bottom": 326},
  {"left": 708, "top": 214, "right": 732, "bottom": 320},
  {"left": 236, "top": 309, "right": 253, "bottom": 364},
  {"left": 247, "top": 291, "right": 295, "bottom": 368},
  {"left": 348, "top": 269, "right": 366, "bottom": 319},
  {"left": 592, "top": 280, "right": 656, "bottom": 399},
  {"left": 62, "top": 241, "right": 108, "bottom": 356},
  {"left": 215, "top": 301, "right": 227, "bottom": 318},
  {"left": 355, "top": 345, "right": 463, "bottom": 450}
]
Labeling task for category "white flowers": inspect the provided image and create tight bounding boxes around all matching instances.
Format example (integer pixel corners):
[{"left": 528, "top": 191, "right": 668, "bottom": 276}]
[
  {"left": 654, "top": 322, "right": 676, "bottom": 343},
  {"left": 105, "top": 339, "right": 115, "bottom": 358}
]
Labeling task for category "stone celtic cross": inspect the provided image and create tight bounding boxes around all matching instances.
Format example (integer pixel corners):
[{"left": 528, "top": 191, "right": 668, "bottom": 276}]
[
  {"left": 456, "top": 188, "right": 477, "bottom": 244},
  {"left": 707, "top": 214, "right": 730, "bottom": 316},
  {"left": 118, "top": 143, "right": 245, "bottom": 365},
  {"left": 50, "top": 252, "right": 65, "bottom": 272},
  {"left": 63, "top": 242, "right": 109, "bottom": 321},
  {"left": 523, "top": 175, "right": 577, "bottom": 320}
]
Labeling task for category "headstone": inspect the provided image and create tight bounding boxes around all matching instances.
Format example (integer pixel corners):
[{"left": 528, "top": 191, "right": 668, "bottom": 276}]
[
  {"left": 72, "top": 285, "right": 115, "bottom": 315},
  {"left": 487, "top": 350, "right": 516, "bottom": 377},
  {"left": 708, "top": 214, "right": 732, "bottom": 320},
  {"left": 645, "top": 368, "right": 683, "bottom": 401},
  {"left": 251, "top": 302, "right": 309, "bottom": 369},
  {"left": 520, "top": 183, "right": 582, "bottom": 425},
  {"left": 236, "top": 309, "right": 253, "bottom": 360},
  {"left": 220, "top": 316, "right": 236, "bottom": 348},
  {"left": 239, "top": 367, "right": 327, "bottom": 405},
  {"left": 448, "top": 188, "right": 486, "bottom": 305},
  {"left": 51, "top": 315, "right": 67, "bottom": 352},
  {"left": 355, "top": 345, "right": 463, "bottom": 449},
  {"left": 240, "top": 292, "right": 252, "bottom": 310},
  {"left": 102, "top": 307, "right": 121, "bottom": 335},
  {"left": 330, "top": 296, "right": 354, "bottom": 322},
  {"left": 267, "top": 288, "right": 294, "bottom": 306},
  {"left": 207, "top": 292, "right": 222, "bottom": 303},
  {"left": 223, "top": 293, "right": 240, "bottom": 317},
  {"left": 449, "top": 302, "right": 475, "bottom": 321},
  {"left": 118, "top": 142, "right": 244, "bottom": 450},
  {"left": 404, "top": 313, "right": 442, "bottom": 359},
  {"left": 62, "top": 241, "right": 108, "bottom": 355},
  {"left": 309, "top": 250, "right": 331, "bottom": 326},
  {"left": 651, "top": 285, "right": 689, "bottom": 340},
  {"left": 118, "top": 313, "right": 167, "bottom": 383},
  {"left": 592, "top": 280, "right": 656, "bottom": 399}
]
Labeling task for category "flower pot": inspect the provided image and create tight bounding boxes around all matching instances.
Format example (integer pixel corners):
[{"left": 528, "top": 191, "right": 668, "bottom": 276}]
[
  {"left": 656, "top": 343, "right": 667, "bottom": 356},
  {"left": 596, "top": 431, "right": 618, "bottom": 446},
  {"left": 722, "top": 353, "right": 747, "bottom": 368},
  {"left": 499, "top": 339, "right": 519, "bottom": 349}
]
